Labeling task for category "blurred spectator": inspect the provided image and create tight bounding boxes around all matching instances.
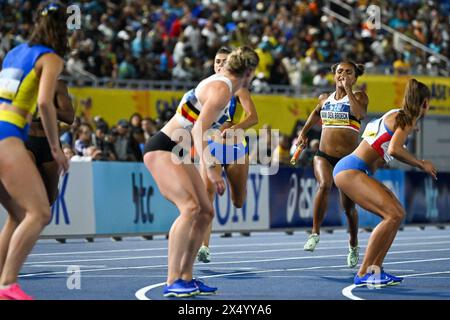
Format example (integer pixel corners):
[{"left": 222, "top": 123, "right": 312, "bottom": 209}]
[
  {"left": 118, "top": 53, "right": 137, "bottom": 79},
  {"left": 93, "top": 125, "right": 117, "bottom": 161},
  {"left": 393, "top": 54, "right": 411, "bottom": 75},
  {"left": 271, "top": 134, "right": 291, "bottom": 166},
  {"left": 255, "top": 40, "right": 273, "bottom": 81},
  {"left": 312, "top": 69, "right": 330, "bottom": 88},
  {"left": 62, "top": 144, "right": 75, "bottom": 160},
  {"left": 1, "top": 0, "right": 448, "bottom": 82},
  {"left": 74, "top": 123, "right": 94, "bottom": 156},
  {"left": 114, "top": 119, "right": 136, "bottom": 161},
  {"left": 129, "top": 112, "right": 143, "bottom": 131},
  {"left": 130, "top": 127, "right": 145, "bottom": 161},
  {"left": 142, "top": 117, "right": 158, "bottom": 140}
]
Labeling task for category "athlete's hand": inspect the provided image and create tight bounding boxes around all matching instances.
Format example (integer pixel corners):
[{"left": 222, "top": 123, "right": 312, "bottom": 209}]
[
  {"left": 296, "top": 131, "right": 308, "bottom": 149},
  {"left": 421, "top": 160, "right": 437, "bottom": 180},
  {"left": 221, "top": 128, "right": 233, "bottom": 139},
  {"left": 342, "top": 76, "right": 353, "bottom": 93},
  {"left": 52, "top": 147, "right": 69, "bottom": 175},
  {"left": 207, "top": 166, "right": 226, "bottom": 196}
]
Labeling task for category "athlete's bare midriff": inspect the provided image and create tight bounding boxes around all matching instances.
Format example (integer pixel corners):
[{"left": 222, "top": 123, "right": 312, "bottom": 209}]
[
  {"left": 353, "top": 140, "right": 386, "bottom": 173},
  {"left": 319, "top": 127, "right": 359, "bottom": 158}
]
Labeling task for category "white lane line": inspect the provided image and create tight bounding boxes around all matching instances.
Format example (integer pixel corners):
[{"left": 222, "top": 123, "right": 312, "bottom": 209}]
[
  {"left": 342, "top": 285, "right": 363, "bottom": 300},
  {"left": 402, "top": 270, "right": 450, "bottom": 278},
  {"left": 342, "top": 262, "right": 450, "bottom": 300},
  {"left": 25, "top": 245, "right": 450, "bottom": 265},
  {"left": 24, "top": 264, "right": 107, "bottom": 268},
  {"left": 30, "top": 234, "right": 450, "bottom": 257},
  {"left": 137, "top": 257, "right": 450, "bottom": 300},
  {"left": 20, "top": 248, "right": 450, "bottom": 280}
]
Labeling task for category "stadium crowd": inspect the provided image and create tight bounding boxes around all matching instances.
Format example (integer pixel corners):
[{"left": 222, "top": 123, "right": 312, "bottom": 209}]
[{"left": 1, "top": 0, "right": 449, "bottom": 89}]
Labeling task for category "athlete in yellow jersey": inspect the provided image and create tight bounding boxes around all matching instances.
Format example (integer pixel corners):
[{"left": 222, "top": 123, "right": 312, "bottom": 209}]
[{"left": 0, "top": 1, "right": 69, "bottom": 300}]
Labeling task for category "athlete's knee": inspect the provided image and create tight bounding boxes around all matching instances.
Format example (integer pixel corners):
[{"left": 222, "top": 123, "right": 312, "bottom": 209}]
[
  {"left": 384, "top": 204, "right": 405, "bottom": 224},
  {"left": 391, "top": 206, "right": 405, "bottom": 224},
  {"left": 199, "top": 202, "right": 214, "bottom": 223},
  {"left": 30, "top": 205, "right": 52, "bottom": 226},
  {"left": 182, "top": 198, "right": 202, "bottom": 219},
  {"left": 317, "top": 180, "right": 333, "bottom": 193}
]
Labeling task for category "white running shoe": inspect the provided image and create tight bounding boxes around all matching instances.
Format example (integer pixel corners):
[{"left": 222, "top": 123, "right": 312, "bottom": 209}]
[
  {"left": 303, "top": 233, "right": 320, "bottom": 251},
  {"left": 197, "top": 245, "right": 211, "bottom": 263},
  {"left": 347, "top": 244, "right": 359, "bottom": 268}
]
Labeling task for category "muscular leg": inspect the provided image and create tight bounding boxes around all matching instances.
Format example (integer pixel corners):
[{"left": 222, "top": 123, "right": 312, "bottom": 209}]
[
  {"left": 224, "top": 154, "right": 249, "bottom": 209},
  {"left": 0, "top": 184, "right": 25, "bottom": 276},
  {"left": 199, "top": 163, "right": 220, "bottom": 248},
  {"left": 339, "top": 191, "right": 359, "bottom": 247},
  {"left": 311, "top": 156, "right": 334, "bottom": 235},
  {"left": 334, "top": 170, "right": 404, "bottom": 277},
  {"left": 0, "top": 138, "right": 51, "bottom": 285},
  {"left": 144, "top": 151, "right": 213, "bottom": 284}
]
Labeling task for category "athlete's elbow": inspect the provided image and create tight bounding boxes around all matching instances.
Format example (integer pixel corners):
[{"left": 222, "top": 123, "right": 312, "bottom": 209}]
[
  {"left": 250, "top": 114, "right": 259, "bottom": 126},
  {"left": 387, "top": 146, "right": 400, "bottom": 158},
  {"left": 61, "top": 110, "right": 75, "bottom": 125}
]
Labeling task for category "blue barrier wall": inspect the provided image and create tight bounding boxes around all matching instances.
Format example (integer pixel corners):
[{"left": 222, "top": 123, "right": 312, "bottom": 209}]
[
  {"left": 405, "top": 171, "right": 450, "bottom": 223},
  {"left": 92, "top": 162, "right": 178, "bottom": 234},
  {"left": 269, "top": 167, "right": 341, "bottom": 228},
  {"left": 268, "top": 166, "right": 405, "bottom": 229},
  {"left": 7, "top": 162, "right": 445, "bottom": 238}
]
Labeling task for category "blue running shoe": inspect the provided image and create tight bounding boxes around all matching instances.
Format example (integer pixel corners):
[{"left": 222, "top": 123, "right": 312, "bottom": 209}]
[
  {"left": 354, "top": 273, "right": 393, "bottom": 288},
  {"left": 163, "top": 279, "right": 200, "bottom": 298},
  {"left": 194, "top": 279, "right": 217, "bottom": 295},
  {"left": 381, "top": 269, "right": 404, "bottom": 285}
]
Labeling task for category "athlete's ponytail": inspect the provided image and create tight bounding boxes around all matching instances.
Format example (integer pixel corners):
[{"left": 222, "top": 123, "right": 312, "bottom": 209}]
[
  {"left": 226, "top": 46, "right": 259, "bottom": 76},
  {"left": 28, "top": 1, "right": 68, "bottom": 57},
  {"left": 395, "top": 78, "right": 430, "bottom": 130}
]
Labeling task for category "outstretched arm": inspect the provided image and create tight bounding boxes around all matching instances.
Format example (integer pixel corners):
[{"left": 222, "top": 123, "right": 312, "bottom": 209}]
[
  {"left": 230, "top": 87, "right": 258, "bottom": 130},
  {"left": 389, "top": 124, "right": 437, "bottom": 180},
  {"left": 296, "top": 93, "right": 329, "bottom": 147},
  {"left": 55, "top": 80, "right": 75, "bottom": 124}
]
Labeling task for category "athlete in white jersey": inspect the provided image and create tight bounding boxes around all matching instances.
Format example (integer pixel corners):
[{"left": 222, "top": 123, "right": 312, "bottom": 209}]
[
  {"left": 143, "top": 46, "right": 259, "bottom": 298},
  {"left": 333, "top": 79, "right": 436, "bottom": 287},
  {"left": 296, "top": 61, "right": 368, "bottom": 268}
]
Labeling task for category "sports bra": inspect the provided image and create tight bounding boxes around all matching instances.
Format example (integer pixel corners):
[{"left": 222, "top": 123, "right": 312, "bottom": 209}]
[{"left": 320, "top": 91, "right": 361, "bottom": 132}]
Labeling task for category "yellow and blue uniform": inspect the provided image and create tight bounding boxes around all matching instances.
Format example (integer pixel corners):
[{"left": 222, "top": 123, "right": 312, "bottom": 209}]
[{"left": 0, "top": 43, "right": 55, "bottom": 141}]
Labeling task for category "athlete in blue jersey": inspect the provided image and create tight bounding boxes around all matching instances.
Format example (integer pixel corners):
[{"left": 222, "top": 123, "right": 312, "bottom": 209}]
[
  {"left": 197, "top": 47, "right": 259, "bottom": 263},
  {"left": 0, "top": 1, "right": 69, "bottom": 300}
]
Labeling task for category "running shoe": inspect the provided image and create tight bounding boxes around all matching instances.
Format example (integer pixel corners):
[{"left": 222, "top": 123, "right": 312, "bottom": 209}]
[
  {"left": 303, "top": 233, "right": 320, "bottom": 251},
  {"left": 354, "top": 272, "right": 393, "bottom": 288},
  {"left": 163, "top": 279, "right": 200, "bottom": 298},
  {"left": 347, "top": 245, "right": 359, "bottom": 268},
  {"left": 0, "top": 283, "right": 33, "bottom": 300},
  {"left": 381, "top": 268, "right": 404, "bottom": 285},
  {"left": 197, "top": 245, "right": 211, "bottom": 263},
  {"left": 194, "top": 279, "right": 217, "bottom": 295}
]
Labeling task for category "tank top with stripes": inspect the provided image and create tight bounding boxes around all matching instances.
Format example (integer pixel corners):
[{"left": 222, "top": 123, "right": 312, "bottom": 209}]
[{"left": 175, "top": 74, "right": 233, "bottom": 130}]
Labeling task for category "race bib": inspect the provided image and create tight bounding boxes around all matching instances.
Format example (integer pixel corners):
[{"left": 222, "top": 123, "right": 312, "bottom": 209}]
[{"left": 0, "top": 68, "right": 23, "bottom": 99}]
